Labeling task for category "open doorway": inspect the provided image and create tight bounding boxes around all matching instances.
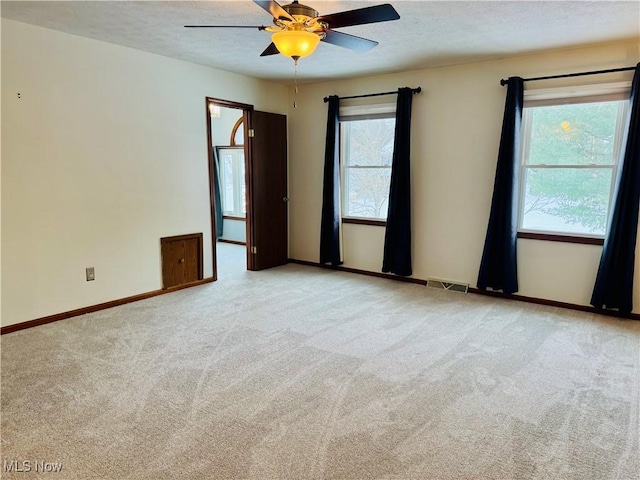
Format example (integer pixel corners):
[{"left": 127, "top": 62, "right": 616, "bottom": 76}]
[
  {"left": 206, "top": 98, "right": 252, "bottom": 277},
  {"left": 206, "top": 98, "right": 289, "bottom": 280}
]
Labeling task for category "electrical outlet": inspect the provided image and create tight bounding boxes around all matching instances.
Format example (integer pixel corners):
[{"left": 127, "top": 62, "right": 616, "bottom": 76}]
[{"left": 86, "top": 267, "right": 95, "bottom": 281}]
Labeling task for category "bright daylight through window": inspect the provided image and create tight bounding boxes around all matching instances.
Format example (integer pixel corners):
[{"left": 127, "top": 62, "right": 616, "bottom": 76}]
[
  {"left": 341, "top": 115, "right": 395, "bottom": 220},
  {"left": 519, "top": 93, "right": 628, "bottom": 237},
  {"left": 218, "top": 148, "right": 246, "bottom": 217}
]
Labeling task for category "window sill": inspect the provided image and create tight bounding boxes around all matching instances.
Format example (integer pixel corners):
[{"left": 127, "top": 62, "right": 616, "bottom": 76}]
[
  {"left": 223, "top": 215, "right": 246, "bottom": 221},
  {"left": 342, "top": 218, "right": 387, "bottom": 227},
  {"left": 517, "top": 232, "right": 604, "bottom": 245}
]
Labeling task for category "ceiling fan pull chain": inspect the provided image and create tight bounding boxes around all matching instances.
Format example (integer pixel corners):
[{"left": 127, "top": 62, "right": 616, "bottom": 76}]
[{"left": 293, "top": 58, "right": 299, "bottom": 109}]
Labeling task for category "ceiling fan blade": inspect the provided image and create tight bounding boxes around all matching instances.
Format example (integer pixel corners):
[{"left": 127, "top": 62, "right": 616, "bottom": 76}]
[
  {"left": 184, "top": 25, "right": 267, "bottom": 29},
  {"left": 260, "top": 43, "right": 280, "bottom": 57},
  {"left": 253, "top": 0, "right": 294, "bottom": 22},
  {"left": 321, "top": 30, "right": 378, "bottom": 53},
  {"left": 317, "top": 4, "right": 400, "bottom": 29}
]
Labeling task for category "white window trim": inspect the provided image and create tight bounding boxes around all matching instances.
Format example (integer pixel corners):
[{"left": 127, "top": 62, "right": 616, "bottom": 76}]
[
  {"left": 339, "top": 102, "right": 396, "bottom": 120},
  {"left": 523, "top": 81, "right": 631, "bottom": 106},
  {"left": 517, "top": 83, "right": 631, "bottom": 239}
]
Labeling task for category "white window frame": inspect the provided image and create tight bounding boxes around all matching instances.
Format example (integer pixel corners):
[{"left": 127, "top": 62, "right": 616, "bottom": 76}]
[
  {"left": 217, "top": 146, "right": 246, "bottom": 218},
  {"left": 517, "top": 82, "right": 631, "bottom": 239},
  {"left": 339, "top": 103, "right": 396, "bottom": 222}
]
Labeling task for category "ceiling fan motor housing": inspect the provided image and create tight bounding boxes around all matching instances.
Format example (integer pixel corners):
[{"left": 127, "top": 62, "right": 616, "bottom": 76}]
[{"left": 282, "top": 1, "right": 318, "bottom": 19}]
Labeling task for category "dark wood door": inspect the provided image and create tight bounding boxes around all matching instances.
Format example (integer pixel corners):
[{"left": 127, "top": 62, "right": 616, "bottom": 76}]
[
  {"left": 248, "top": 111, "right": 288, "bottom": 270},
  {"left": 161, "top": 233, "right": 203, "bottom": 288}
]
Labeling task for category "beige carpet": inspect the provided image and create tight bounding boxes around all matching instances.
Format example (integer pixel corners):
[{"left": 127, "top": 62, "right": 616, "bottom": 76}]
[{"left": 2, "top": 243, "right": 639, "bottom": 479}]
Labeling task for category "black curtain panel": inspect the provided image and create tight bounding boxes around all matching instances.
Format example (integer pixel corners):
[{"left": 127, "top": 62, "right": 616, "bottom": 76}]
[
  {"left": 213, "top": 147, "right": 223, "bottom": 239},
  {"left": 477, "top": 77, "right": 524, "bottom": 294},
  {"left": 591, "top": 63, "right": 640, "bottom": 314},
  {"left": 320, "top": 95, "right": 342, "bottom": 266},
  {"left": 382, "top": 87, "right": 414, "bottom": 276}
]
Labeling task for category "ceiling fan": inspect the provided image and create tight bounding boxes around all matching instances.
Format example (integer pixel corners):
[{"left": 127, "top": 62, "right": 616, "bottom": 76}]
[{"left": 185, "top": 0, "right": 400, "bottom": 61}]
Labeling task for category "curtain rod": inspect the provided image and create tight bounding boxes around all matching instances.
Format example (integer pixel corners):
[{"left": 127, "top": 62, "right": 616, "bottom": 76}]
[
  {"left": 323, "top": 87, "right": 421, "bottom": 103},
  {"left": 500, "top": 66, "right": 636, "bottom": 86}
]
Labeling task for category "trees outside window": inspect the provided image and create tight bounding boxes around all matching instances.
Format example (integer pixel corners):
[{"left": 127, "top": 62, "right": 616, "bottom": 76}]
[
  {"left": 341, "top": 116, "right": 395, "bottom": 220},
  {"left": 520, "top": 98, "right": 628, "bottom": 236}
]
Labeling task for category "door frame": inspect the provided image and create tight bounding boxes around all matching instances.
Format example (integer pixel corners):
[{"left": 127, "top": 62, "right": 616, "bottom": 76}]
[{"left": 205, "top": 97, "right": 256, "bottom": 279}]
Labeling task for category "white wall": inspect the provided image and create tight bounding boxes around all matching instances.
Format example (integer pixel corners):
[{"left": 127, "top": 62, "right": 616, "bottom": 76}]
[
  {"left": 1, "top": 19, "right": 288, "bottom": 327},
  {"left": 288, "top": 40, "right": 640, "bottom": 313},
  {"left": 220, "top": 219, "right": 246, "bottom": 244}
]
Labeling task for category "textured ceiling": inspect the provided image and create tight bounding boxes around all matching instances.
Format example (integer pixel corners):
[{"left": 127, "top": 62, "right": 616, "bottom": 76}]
[{"left": 2, "top": 1, "right": 639, "bottom": 84}]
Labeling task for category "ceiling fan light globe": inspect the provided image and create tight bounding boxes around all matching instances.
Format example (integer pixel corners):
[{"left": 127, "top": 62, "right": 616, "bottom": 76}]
[{"left": 272, "top": 30, "right": 320, "bottom": 59}]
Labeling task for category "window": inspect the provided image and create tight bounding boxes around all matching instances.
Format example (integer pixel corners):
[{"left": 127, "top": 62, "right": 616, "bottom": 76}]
[
  {"left": 519, "top": 86, "right": 629, "bottom": 238},
  {"left": 217, "top": 147, "right": 246, "bottom": 217},
  {"left": 340, "top": 113, "right": 396, "bottom": 220}
]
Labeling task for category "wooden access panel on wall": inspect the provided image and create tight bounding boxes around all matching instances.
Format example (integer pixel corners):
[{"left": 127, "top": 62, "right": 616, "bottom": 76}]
[{"left": 161, "top": 233, "right": 203, "bottom": 289}]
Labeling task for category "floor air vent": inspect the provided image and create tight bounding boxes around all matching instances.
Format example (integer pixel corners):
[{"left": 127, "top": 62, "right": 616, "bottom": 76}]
[{"left": 427, "top": 278, "right": 469, "bottom": 293}]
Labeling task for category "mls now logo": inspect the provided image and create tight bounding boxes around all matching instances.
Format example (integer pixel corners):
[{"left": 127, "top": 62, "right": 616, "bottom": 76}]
[{"left": 3, "top": 459, "right": 63, "bottom": 473}]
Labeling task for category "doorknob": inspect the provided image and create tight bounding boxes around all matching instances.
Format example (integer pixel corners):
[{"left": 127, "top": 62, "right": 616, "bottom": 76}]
[
  {"left": 179, "top": 258, "right": 185, "bottom": 264},
  {"left": 283, "top": 197, "right": 289, "bottom": 203}
]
